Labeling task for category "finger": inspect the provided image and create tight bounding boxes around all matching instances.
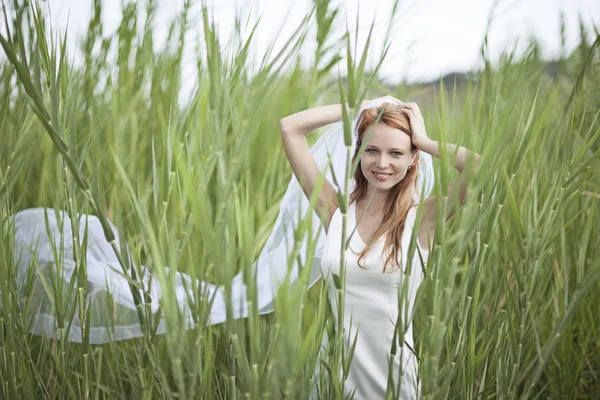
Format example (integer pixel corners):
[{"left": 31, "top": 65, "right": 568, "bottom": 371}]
[
  {"left": 400, "top": 105, "right": 415, "bottom": 115},
  {"left": 400, "top": 108, "right": 414, "bottom": 119},
  {"left": 401, "top": 103, "right": 420, "bottom": 111},
  {"left": 401, "top": 104, "right": 422, "bottom": 118}
]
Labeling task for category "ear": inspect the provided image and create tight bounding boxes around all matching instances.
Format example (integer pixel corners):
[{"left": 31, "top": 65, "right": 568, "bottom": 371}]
[{"left": 409, "top": 152, "right": 417, "bottom": 167}]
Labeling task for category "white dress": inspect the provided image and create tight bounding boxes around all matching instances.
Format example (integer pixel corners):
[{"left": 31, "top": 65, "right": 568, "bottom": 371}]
[{"left": 313, "top": 201, "right": 428, "bottom": 399}]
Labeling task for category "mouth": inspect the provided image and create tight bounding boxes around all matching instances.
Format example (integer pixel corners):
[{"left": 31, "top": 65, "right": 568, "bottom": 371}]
[{"left": 372, "top": 171, "right": 393, "bottom": 181}]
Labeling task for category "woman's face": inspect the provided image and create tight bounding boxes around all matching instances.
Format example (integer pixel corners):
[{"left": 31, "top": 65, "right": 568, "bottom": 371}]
[{"left": 360, "top": 122, "right": 415, "bottom": 192}]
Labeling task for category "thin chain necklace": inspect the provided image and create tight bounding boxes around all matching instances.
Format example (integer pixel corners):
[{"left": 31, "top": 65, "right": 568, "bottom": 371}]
[{"left": 350, "top": 201, "right": 384, "bottom": 254}]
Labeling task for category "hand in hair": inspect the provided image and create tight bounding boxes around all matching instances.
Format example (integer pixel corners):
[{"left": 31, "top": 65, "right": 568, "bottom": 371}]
[{"left": 399, "top": 102, "right": 430, "bottom": 148}]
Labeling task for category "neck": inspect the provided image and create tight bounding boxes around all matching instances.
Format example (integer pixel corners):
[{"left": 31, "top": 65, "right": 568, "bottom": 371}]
[{"left": 360, "top": 187, "right": 389, "bottom": 215}]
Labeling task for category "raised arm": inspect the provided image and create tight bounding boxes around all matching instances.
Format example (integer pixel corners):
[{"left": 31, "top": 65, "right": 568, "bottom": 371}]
[
  {"left": 280, "top": 104, "right": 351, "bottom": 231},
  {"left": 399, "top": 102, "right": 482, "bottom": 250}
]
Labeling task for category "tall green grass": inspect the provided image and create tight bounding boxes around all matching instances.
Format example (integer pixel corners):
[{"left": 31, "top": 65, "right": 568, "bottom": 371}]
[{"left": 1, "top": 0, "right": 599, "bottom": 398}]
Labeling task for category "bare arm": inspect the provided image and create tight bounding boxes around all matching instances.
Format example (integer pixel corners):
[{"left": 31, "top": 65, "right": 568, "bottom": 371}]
[
  {"left": 417, "top": 139, "right": 482, "bottom": 174},
  {"left": 399, "top": 102, "right": 482, "bottom": 250},
  {"left": 418, "top": 139, "right": 481, "bottom": 249},
  {"left": 280, "top": 104, "right": 355, "bottom": 231}
]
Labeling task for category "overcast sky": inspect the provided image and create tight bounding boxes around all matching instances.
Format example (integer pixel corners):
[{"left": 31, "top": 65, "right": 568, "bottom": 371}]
[{"left": 16, "top": 0, "right": 600, "bottom": 84}]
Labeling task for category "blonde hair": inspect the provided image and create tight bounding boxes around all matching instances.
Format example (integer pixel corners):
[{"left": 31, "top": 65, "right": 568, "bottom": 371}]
[{"left": 350, "top": 102, "right": 420, "bottom": 272}]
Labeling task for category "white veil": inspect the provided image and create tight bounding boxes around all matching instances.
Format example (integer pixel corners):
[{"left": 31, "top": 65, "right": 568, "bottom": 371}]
[{"left": 12, "top": 97, "right": 434, "bottom": 343}]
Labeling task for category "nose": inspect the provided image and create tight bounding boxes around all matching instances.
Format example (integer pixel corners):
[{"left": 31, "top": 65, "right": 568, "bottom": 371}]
[{"left": 375, "top": 154, "right": 390, "bottom": 169}]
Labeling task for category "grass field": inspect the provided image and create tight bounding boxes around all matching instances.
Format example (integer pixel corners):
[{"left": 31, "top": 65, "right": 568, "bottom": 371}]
[{"left": 1, "top": 1, "right": 599, "bottom": 398}]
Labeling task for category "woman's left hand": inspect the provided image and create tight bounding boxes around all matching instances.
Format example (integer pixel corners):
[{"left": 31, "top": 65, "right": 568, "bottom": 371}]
[{"left": 399, "top": 102, "right": 430, "bottom": 149}]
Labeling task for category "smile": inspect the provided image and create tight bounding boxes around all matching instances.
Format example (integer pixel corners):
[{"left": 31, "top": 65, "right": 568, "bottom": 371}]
[{"left": 372, "top": 171, "right": 392, "bottom": 181}]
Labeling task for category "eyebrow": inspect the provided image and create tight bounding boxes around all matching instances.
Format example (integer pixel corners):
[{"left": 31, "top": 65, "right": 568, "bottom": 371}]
[{"left": 365, "top": 145, "right": 408, "bottom": 152}]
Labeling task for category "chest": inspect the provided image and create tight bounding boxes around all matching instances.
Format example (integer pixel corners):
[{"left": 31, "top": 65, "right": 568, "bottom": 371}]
[
  {"left": 355, "top": 212, "right": 386, "bottom": 244},
  {"left": 322, "top": 203, "right": 416, "bottom": 275}
]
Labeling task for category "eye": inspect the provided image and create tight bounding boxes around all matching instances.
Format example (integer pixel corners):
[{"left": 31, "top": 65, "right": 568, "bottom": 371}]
[
  {"left": 391, "top": 152, "right": 402, "bottom": 157},
  {"left": 366, "top": 148, "right": 377, "bottom": 154}
]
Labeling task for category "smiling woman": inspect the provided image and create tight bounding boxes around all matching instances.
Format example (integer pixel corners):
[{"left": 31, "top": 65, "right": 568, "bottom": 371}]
[{"left": 280, "top": 96, "right": 481, "bottom": 398}]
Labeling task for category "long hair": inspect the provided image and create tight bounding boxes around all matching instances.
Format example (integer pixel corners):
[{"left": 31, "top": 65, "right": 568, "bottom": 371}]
[{"left": 350, "top": 103, "right": 421, "bottom": 272}]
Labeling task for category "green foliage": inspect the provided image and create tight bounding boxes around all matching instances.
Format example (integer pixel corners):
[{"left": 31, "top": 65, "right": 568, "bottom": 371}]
[{"left": 1, "top": 0, "right": 599, "bottom": 398}]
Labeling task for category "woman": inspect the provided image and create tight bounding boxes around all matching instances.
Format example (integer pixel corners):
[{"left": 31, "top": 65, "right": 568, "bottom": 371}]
[{"left": 280, "top": 96, "right": 481, "bottom": 399}]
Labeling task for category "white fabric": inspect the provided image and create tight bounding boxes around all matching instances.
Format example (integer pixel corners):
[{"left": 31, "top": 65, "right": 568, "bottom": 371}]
[
  {"left": 312, "top": 201, "right": 428, "bottom": 399},
  {"left": 10, "top": 97, "right": 434, "bottom": 344}
]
